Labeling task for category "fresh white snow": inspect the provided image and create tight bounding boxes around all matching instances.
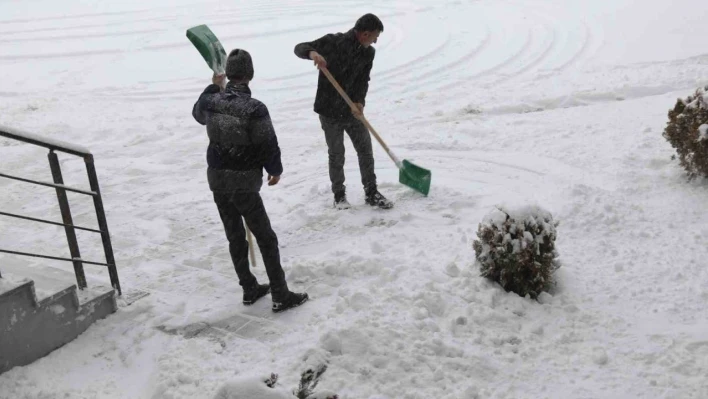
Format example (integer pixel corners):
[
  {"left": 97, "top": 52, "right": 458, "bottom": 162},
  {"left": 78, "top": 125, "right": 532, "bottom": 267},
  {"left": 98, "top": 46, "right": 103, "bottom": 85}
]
[
  {"left": 213, "top": 375, "right": 291, "bottom": 399},
  {"left": 1, "top": 0, "right": 708, "bottom": 398},
  {"left": 0, "top": 124, "right": 91, "bottom": 155},
  {"left": 699, "top": 124, "right": 708, "bottom": 141}
]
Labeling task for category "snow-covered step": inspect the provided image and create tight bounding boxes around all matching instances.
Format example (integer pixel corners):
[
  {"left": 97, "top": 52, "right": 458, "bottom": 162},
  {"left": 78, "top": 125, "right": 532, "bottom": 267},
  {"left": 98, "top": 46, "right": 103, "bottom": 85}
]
[
  {"left": 0, "top": 269, "right": 116, "bottom": 374},
  {"left": 0, "top": 260, "right": 76, "bottom": 300}
]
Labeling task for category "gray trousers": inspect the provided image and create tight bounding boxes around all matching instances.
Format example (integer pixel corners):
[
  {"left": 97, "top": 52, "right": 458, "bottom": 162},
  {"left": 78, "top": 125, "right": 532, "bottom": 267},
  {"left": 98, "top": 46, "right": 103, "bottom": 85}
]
[
  {"left": 319, "top": 114, "right": 377, "bottom": 194},
  {"left": 213, "top": 191, "right": 288, "bottom": 299}
]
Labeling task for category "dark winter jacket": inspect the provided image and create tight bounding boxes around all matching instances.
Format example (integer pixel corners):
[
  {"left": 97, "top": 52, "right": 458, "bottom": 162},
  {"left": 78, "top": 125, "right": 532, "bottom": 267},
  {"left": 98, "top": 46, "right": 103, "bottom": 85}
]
[
  {"left": 192, "top": 82, "right": 283, "bottom": 193},
  {"left": 294, "top": 29, "right": 375, "bottom": 119}
]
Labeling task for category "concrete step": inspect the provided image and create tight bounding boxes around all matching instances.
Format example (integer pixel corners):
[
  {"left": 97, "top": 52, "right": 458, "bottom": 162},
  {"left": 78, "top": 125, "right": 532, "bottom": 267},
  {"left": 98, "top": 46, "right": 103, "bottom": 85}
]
[{"left": 0, "top": 266, "right": 117, "bottom": 374}]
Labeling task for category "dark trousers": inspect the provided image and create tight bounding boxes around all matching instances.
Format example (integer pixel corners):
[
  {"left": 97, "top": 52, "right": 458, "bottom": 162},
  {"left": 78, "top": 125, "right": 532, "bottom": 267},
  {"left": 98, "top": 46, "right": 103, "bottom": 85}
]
[
  {"left": 319, "top": 114, "right": 377, "bottom": 195},
  {"left": 213, "top": 192, "right": 288, "bottom": 298}
]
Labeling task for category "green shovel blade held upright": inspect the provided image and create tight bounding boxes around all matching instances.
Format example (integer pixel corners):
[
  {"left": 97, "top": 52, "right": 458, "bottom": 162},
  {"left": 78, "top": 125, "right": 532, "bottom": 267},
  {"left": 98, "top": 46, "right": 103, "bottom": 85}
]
[{"left": 186, "top": 24, "right": 228, "bottom": 74}]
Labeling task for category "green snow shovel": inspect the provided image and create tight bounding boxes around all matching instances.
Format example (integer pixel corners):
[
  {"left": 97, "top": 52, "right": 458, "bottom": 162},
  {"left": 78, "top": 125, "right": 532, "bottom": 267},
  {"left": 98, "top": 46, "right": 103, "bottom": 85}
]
[
  {"left": 320, "top": 67, "right": 431, "bottom": 196},
  {"left": 186, "top": 24, "right": 228, "bottom": 74}
]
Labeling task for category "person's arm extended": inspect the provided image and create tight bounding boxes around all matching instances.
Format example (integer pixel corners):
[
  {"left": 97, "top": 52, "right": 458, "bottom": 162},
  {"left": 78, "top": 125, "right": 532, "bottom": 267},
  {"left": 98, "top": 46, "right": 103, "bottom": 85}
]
[
  {"left": 192, "top": 84, "right": 221, "bottom": 125},
  {"left": 294, "top": 34, "right": 336, "bottom": 68}
]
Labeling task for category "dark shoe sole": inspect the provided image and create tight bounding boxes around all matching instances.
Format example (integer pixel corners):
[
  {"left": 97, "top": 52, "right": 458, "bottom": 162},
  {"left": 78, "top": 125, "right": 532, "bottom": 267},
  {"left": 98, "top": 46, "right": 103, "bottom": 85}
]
[
  {"left": 272, "top": 294, "right": 309, "bottom": 313},
  {"left": 366, "top": 202, "right": 394, "bottom": 210},
  {"left": 243, "top": 286, "right": 271, "bottom": 305},
  {"left": 334, "top": 201, "right": 352, "bottom": 210}
]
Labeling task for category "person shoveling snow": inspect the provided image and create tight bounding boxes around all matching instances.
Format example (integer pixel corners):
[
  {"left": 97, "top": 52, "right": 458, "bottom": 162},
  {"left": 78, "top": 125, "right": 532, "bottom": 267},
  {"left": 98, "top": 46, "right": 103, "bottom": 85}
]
[
  {"left": 294, "top": 14, "right": 395, "bottom": 210},
  {"left": 294, "top": 14, "right": 432, "bottom": 205}
]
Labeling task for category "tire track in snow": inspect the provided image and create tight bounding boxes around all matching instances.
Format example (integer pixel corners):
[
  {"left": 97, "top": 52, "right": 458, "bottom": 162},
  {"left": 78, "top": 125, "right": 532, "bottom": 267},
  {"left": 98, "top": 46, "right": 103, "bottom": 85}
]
[
  {"left": 492, "top": 21, "right": 557, "bottom": 80},
  {"left": 371, "top": 1, "right": 533, "bottom": 95},
  {"left": 0, "top": 15, "right": 179, "bottom": 36},
  {"left": 376, "top": 38, "right": 453, "bottom": 79},
  {"left": 265, "top": 36, "right": 454, "bottom": 94},
  {"left": 431, "top": 0, "right": 597, "bottom": 94},
  {"left": 553, "top": 21, "right": 594, "bottom": 71},
  {"left": 487, "top": 0, "right": 587, "bottom": 80},
  {"left": 370, "top": 7, "right": 533, "bottom": 96},
  {"left": 0, "top": 0, "right": 377, "bottom": 61},
  {"left": 377, "top": 29, "right": 492, "bottom": 93},
  {"left": 0, "top": 0, "right": 337, "bottom": 25},
  {"left": 137, "top": 7, "right": 435, "bottom": 52},
  {"left": 0, "top": 29, "right": 166, "bottom": 44},
  {"left": 97, "top": 6, "right": 450, "bottom": 103},
  {"left": 415, "top": 29, "right": 535, "bottom": 95}
]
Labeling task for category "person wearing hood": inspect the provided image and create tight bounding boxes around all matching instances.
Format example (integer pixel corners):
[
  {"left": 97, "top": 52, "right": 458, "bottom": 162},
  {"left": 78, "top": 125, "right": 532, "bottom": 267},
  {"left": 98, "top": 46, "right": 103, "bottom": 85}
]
[{"left": 193, "top": 49, "right": 308, "bottom": 313}]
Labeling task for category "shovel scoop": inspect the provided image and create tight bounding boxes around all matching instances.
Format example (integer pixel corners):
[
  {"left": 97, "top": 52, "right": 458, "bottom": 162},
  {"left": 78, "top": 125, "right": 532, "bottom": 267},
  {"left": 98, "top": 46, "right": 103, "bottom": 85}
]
[{"left": 186, "top": 24, "right": 228, "bottom": 74}]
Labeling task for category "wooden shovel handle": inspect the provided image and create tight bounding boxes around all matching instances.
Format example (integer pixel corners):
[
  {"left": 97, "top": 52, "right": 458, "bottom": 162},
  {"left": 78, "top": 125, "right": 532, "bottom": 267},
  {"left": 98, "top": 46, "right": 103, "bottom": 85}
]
[
  {"left": 246, "top": 223, "right": 257, "bottom": 267},
  {"left": 319, "top": 67, "right": 401, "bottom": 167}
]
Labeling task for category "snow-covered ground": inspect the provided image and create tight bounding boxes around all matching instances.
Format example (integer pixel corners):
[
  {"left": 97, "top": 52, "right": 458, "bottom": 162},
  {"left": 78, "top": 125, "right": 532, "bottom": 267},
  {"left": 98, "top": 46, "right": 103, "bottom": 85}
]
[{"left": 1, "top": 0, "right": 708, "bottom": 398}]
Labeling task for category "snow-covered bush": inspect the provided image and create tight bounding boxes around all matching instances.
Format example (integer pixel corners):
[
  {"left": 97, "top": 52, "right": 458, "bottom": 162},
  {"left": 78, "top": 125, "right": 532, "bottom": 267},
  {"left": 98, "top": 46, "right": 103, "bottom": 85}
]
[
  {"left": 472, "top": 206, "right": 560, "bottom": 299},
  {"left": 663, "top": 86, "right": 708, "bottom": 180}
]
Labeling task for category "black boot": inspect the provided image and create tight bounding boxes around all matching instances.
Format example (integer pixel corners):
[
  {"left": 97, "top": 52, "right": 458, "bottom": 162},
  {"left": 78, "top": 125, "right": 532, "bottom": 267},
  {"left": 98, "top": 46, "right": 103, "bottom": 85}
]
[
  {"left": 243, "top": 283, "right": 270, "bottom": 305},
  {"left": 365, "top": 189, "right": 393, "bottom": 209},
  {"left": 333, "top": 190, "right": 351, "bottom": 210},
  {"left": 272, "top": 291, "right": 309, "bottom": 313}
]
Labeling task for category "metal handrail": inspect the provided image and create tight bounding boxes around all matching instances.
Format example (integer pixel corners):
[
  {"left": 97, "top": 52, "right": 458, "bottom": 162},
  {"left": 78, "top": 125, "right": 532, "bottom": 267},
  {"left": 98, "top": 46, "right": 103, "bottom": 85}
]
[
  {"left": 0, "top": 172, "right": 97, "bottom": 196},
  {"left": 0, "top": 250, "right": 112, "bottom": 267},
  {"left": 0, "top": 127, "right": 121, "bottom": 295},
  {"left": 0, "top": 211, "right": 102, "bottom": 234},
  {"left": 0, "top": 126, "right": 90, "bottom": 157}
]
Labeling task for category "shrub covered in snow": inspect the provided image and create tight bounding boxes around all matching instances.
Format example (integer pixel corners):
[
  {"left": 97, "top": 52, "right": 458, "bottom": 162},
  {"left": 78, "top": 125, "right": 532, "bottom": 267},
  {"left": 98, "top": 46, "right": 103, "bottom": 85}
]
[
  {"left": 472, "top": 206, "right": 560, "bottom": 299},
  {"left": 663, "top": 85, "right": 708, "bottom": 180}
]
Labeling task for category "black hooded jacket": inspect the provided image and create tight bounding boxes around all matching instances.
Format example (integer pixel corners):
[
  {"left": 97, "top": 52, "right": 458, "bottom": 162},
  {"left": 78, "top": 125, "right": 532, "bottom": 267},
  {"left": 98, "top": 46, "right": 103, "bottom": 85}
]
[
  {"left": 192, "top": 82, "right": 282, "bottom": 192},
  {"left": 294, "top": 29, "right": 375, "bottom": 118}
]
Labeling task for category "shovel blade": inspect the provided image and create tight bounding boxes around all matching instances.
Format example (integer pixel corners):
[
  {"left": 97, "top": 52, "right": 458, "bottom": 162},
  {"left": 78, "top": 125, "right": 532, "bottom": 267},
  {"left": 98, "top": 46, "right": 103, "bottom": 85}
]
[
  {"left": 186, "top": 24, "right": 228, "bottom": 74},
  {"left": 399, "top": 159, "right": 431, "bottom": 196}
]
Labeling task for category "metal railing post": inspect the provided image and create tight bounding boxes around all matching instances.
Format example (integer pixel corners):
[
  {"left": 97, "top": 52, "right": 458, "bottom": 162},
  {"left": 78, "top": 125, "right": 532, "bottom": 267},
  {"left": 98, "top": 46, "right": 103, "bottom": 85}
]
[
  {"left": 47, "top": 150, "right": 87, "bottom": 289},
  {"left": 84, "top": 155, "right": 121, "bottom": 295}
]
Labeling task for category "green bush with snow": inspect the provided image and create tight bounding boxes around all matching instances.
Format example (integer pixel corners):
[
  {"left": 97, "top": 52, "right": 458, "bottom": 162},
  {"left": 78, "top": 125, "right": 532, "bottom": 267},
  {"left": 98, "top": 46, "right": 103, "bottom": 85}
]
[
  {"left": 472, "top": 206, "right": 560, "bottom": 299},
  {"left": 663, "top": 86, "right": 708, "bottom": 180}
]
